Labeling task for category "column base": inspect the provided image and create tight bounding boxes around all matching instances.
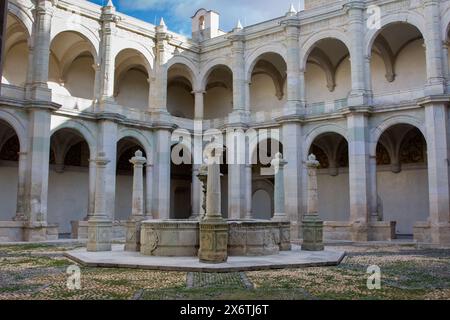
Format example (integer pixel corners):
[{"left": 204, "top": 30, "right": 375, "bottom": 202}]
[
  {"left": 301, "top": 215, "right": 324, "bottom": 251},
  {"left": 198, "top": 220, "right": 228, "bottom": 263},
  {"left": 125, "top": 217, "right": 145, "bottom": 252},
  {"left": 87, "top": 219, "right": 112, "bottom": 252},
  {"left": 414, "top": 222, "right": 450, "bottom": 245}
]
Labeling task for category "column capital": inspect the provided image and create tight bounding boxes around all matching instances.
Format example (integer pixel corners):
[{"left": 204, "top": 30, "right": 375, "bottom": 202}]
[{"left": 129, "top": 150, "right": 147, "bottom": 166}]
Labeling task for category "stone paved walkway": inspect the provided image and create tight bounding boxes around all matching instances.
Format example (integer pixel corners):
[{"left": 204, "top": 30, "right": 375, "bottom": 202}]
[{"left": 1, "top": 243, "right": 449, "bottom": 300}]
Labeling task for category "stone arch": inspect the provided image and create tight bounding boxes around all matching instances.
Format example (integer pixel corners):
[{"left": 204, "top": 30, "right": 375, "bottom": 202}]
[
  {"left": 112, "top": 42, "right": 154, "bottom": 75},
  {"left": 50, "top": 28, "right": 99, "bottom": 63},
  {"left": 166, "top": 56, "right": 199, "bottom": 90},
  {"left": 50, "top": 119, "right": 97, "bottom": 157},
  {"left": 304, "top": 124, "right": 348, "bottom": 159},
  {"left": 7, "top": 2, "right": 33, "bottom": 40},
  {"left": 370, "top": 115, "right": 426, "bottom": 157},
  {"left": 0, "top": 110, "right": 27, "bottom": 152},
  {"left": 300, "top": 30, "right": 351, "bottom": 71},
  {"left": 117, "top": 128, "right": 152, "bottom": 164},
  {"left": 244, "top": 44, "right": 287, "bottom": 82},
  {"left": 199, "top": 57, "right": 231, "bottom": 90},
  {"left": 364, "top": 13, "right": 427, "bottom": 59}
]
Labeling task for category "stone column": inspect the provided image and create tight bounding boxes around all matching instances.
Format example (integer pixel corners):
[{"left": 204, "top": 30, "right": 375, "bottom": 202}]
[
  {"left": 423, "top": 0, "right": 446, "bottom": 95},
  {"left": 125, "top": 150, "right": 147, "bottom": 252},
  {"left": 193, "top": 90, "right": 205, "bottom": 120},
  {"left": 281, "top": 122, "right": 303, "bottom": 239},
  {"left": 29, "top": 0, "right": 53, "bottom": 96},
  {"left": 153, "top": 128, "right": 171, "bottom": 219},
  {"left": 87, "top": 152, "right": 112, "bottom": 252},
  {"left": 190, "top": 164, "right": 202, "bottom": 219},
  {"left": 271, "top": 153, "right": 288, "bottom": 221},
  {"left": 97, "top": 119, "right": 118, "bottom": 220},
  {"left": 85, "top": 159, "right": 97, "bottom": 220},
  {"left": 280, "top": 8, "right": 301, "bottom": 114},
  {"left": 301, "top": 154, "right": 324, "bottom": 251},
  {"left": 227, "top": 128, "right": 246, "bottom": 219},
  {"left": 369, "top": 155, "right": 379, "bottom": 222},
  {"left": 347, "top": 113, "right": 370, "bottom": 241},
  {"left": 244, "top": 164, "right": 252, "bottom": 219},
  {"left": 229, "top": 28, "right": 246, "bottom": 114},
  {"left": 145, "top": 163, "right": 153, "bottom": 218},
  {"left": 97, "top": 2, "right": 119, "bottom": 105},
  {"left": 345, "top": 1, "right": 369, "bottom": 106},
  {"left": 149, "top": 19, "right": 170, "bottom": 114},
  {"left": 199, "top": 147, "right": 228, "bottom": 263},
  {"left": 422, "top": 100, "right": 450, "bottom": 244},
  {"left": 14, "top": 152, "right": 27, "bottom": 221}
]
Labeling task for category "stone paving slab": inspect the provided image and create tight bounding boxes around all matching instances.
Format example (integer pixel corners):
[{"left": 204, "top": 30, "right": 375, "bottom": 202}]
[{"left": 65, "top": 245, "right": 346, "bottom": 272}]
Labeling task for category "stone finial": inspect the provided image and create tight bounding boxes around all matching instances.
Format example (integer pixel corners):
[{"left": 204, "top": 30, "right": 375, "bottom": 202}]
[
  {"left": 306, "top": 153, "right": 320, "bottom": 168},
  {"left": 106, "top": 0, "right": 114, "bottom": 7},
  {"left": 159, "top": 17, "right": 166, "bottom": 27},
  {"left": 287, "top": 3, "right": 297, "bottom": 16},
  {"left": 235, "top": 19, "right": 243, "bottom": 30},
  {"left": 271, "top": 152, "right": 288, "bottom": 168},
  {"left": 135, "top": 150, "right": 143, "bottom": 157},
  {"left": 130, "top": 150, "right": 147, "bottom": 166}
]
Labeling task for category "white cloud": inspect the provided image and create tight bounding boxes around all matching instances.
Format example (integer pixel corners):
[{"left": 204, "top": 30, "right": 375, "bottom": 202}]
[{"left": 117, "top": 0, "right": 300, "bottom": 31}]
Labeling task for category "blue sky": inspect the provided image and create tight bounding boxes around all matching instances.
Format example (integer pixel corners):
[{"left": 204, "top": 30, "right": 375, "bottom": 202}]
[{"left": 88, "top": 0, "right": 302, "bottom": 37}]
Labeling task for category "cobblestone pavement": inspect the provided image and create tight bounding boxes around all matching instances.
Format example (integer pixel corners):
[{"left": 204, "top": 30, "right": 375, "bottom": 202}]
[{"left": 0, "top": 244, "right": 449, "bottom": 300}]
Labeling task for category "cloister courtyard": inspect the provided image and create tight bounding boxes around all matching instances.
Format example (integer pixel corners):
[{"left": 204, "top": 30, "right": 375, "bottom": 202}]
[{"left": 1, "top": 242, "right": 449, "bottom": 300}]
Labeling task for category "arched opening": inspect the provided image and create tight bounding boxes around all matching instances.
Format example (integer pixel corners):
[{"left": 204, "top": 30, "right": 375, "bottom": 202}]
[
  {"left": 48, "top": 128, "right": 90, "bottom": 237},
  {"left": 370, "top": 23, "right": 426, "bottom": 97},
  {"left": 114, "top": 49, "right": 150, "bottom": 111},
  {"left": 48, "top": 31, "right": 96, "bottom": 100},
  {"left": 0, "top": 119, "right": 20, "bottom": 221},
  {"left": 375, "top": 124, "right": 429, "bottom": 236},
  {"left": 203, "top": 65, "right": 233, "bottom": 119},
  {"left": 304, "top": 38, "right": 351, "bottom": 111},
  {"left": 1, "top": 14, "right": 29, "bottom": 86},
  {"left": 308, "top": 132, "right": 350, "bottom": 221},
  {"left": 249, "top": 52, "right": 287, "bottom": 113},
  {"left": 167, "top": 63, "right": 195, "bottom": 119},
  {"left": 116, "top": 137, "right": 147, "bottom": 221},
  {"left": 251, "top": 138, "right": 283, "bottom": 220}
]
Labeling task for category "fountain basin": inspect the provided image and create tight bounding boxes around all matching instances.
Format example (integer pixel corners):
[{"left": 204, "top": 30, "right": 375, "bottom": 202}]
[{"left": 140, "top": 219, "right": 291, "bottom": 257}]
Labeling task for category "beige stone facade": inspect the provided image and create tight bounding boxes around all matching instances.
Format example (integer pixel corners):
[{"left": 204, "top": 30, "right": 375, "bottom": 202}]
[{"left": 1, "top": 0, "right": 450, "bottom": 245}]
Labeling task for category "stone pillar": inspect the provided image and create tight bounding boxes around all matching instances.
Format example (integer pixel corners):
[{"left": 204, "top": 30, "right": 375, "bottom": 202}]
[
  {"left": 193, "top": 90, "right": 205, "bottom": 120},
  {"left": 271, "top": 153, "right": 288, "bottom": 221},
  {"left": 422, "top": 100, "right": 450, "bottom": 244},
  {"left": 145, "top": 163, "right": 153, "bottom": 218},
  {"left": 97, "top": 2, "right": 119, "bottom": 104},
  {"left": 97, "top": 119, "right": 118, "bottom": 219},
  {"left": 87, "top": 152, "right": 112, "bottom": 252},
  {"left": 244, "top": 164, "right": 252, "bottom": 219},
  {"left": 423, "top": 0, "right": 446, "bottom": 95},
  {"left": 86, "top": 159, "right": 97, "bottom": 220},
  {"left": 190, "top": 164, "right": 202, "bottom": 219},
  {"left": 345, "top": 1, "right": 369, "bottom": 106},
  {"left": 199, "top": 147, "right": 228, "bottom": 263},
  {"left": 229, "top": 28, "right": 246, "bottom": 114},
  {"left": 301, "top": 154, "right": 324, "bottom": 251},
  {"left": 280, "top": 8, "right": 301, "bottom": 114},
  {"left": 347, "top": 113, "right": 370, "bottom": 241},
  {"left": 153, "top": 128, "right": 171, "bottom": 219},
  {"left": 125, "top": 150, "right": 147, "bottom": 252},
  {"left": 227, "top": 127, "right": 246, "bottom": 220},
  {"left": 281, "top": 122, "right": 303, "bottom": 239},
  {"left": 14, "top": 152, "right": 27, "bottom": 221},
  {"left": 29, "top": 0, "right": 53, "bottom": 96},
  {"left": 149, "top": 19, "right": 171, "bottom": 113},
  {"left": 369, "top": 155, "right": 379, "bottom": 222}
]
